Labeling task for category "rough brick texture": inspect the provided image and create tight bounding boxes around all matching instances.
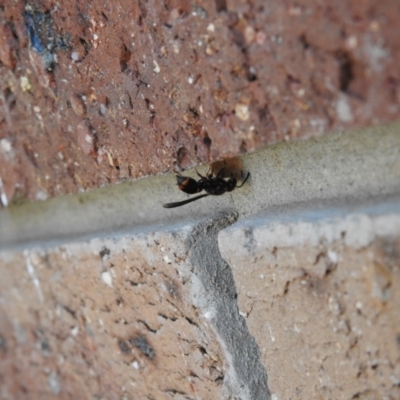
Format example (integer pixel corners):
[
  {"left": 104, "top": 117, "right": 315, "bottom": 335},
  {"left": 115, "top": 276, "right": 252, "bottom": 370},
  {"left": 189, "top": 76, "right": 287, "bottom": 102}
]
[{"left": 1, "top": 0, "right": 400, "bottom": 204}]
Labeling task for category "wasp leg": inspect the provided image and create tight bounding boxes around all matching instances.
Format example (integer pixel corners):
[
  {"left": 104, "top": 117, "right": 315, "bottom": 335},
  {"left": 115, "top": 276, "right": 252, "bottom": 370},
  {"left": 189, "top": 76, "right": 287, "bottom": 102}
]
[
  {"left": 195, "top": 168, "right": 208, "bottom": 179},
  {"left": 163, "top": 194, "right": 209, "bottom": 208}
]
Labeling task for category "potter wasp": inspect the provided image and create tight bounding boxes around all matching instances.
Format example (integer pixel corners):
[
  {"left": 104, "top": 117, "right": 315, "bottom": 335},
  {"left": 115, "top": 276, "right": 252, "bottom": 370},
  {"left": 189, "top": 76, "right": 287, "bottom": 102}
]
[{"left": 163, "top": 167, "right": 250, "bottom": 208}]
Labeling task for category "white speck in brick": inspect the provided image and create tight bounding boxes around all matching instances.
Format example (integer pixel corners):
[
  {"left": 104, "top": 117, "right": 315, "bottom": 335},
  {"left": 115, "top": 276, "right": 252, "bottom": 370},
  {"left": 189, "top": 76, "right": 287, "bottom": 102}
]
[
  {"left": 207, "top": 23, "right": 215, "bottom": 32},
  {"left": 235, "top": 103, "right": 249, "bottom": 121},
  {"left": 0, "top": 176, "right": 8, "bottom": 207},
  {"left": 187, "top": 76, "right": 194, "bottom": 84},
  {"left": 71, "top": 51, "right": 79, "bottom": 61},
  {"left": 292, "top": 118, "right": 301, "bottom": 128},
  {"left": 77, "top": 122, "right": 95, "bottom": 155},
  {"left": 199, "top": 104, "right": 203, "bottom": 113},
  {"left": 239, "top": 311, "right": 248, "bottom": 318},
  {"left": 356, "top": 301, "right": 363, "bottom": 310},
  {"left": 24, "top": 252, "right": 44, "bottom": 302},
  {"left": 336, "top": 93, "right": 353, "bottom": 123},
  {"left": 267, "top": 322, "right": 275, "bottom": 342},
  {"left": 33, "top": 106, "right": 41, "bottom": 113},
  {"left": 99, "top": 103, "right": 107, "bottom": 115},
  {"left": 271, "top": 394, "right": 279, "bottom": 400},
  {"left": 256, "top": 31, "right": 266, "bottom": 45},
  {"left": 244, "top": 25, "right": 256, "bottom": 44},
  {"left": 172, "top": 42, "right": 179, "bottom": 54},
  {"left": 204, "top": 309, "right": 216, "bottom": 320},
  {"left": 163, "top": 255, "right": 172, "bottom": 264},
  {"left": 363, "top": 38, "right": 388, "bottom": 71},
  {"left": 131, "top": 361, "right": 140, "bottom": 369},
  {"left": 101, "top": 271, "right": 113, "bottom": 288},
  {"left": 36, "top": 190, "right": 48, "bottom": 201},
  {"left": 328, "top": 296, "right": 341, "bottom": 315},
  {"left": 70, "top": 326, "right": 79, "bottom": 336},
  {"left": 297, "top": 88, "right": 305, "bottom": 97},
  {"left": 271, "top": 34, "right": 283, "bottom": 44},
  {"left": 153, "top": 60, "right": 160, "bottom": 73},
  {"left": 20, "top": 76, "right": 32, "bottom": 92},
  {"left": 345, "top": 36, "right": 358, "bottom": 50},
  {"left": 0, "top": 138, "right": 12, "bottom": 153},
  {"left": 327, "top": 250, "right": 338, "bottom": 264},
  {"left": 48, "top": 371, "right": 61, "bottom": 394}
]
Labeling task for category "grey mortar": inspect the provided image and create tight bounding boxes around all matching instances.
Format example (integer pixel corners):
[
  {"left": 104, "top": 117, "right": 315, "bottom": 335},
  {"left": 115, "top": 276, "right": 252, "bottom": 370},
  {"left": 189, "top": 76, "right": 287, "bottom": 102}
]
[{"left": 186, "top": 212, "right": 271, "bottom": 400}]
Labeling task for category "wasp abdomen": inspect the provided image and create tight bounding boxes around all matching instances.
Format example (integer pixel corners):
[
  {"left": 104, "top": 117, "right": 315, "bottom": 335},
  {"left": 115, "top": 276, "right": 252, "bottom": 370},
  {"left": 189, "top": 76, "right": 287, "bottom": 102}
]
[{"left": 176, "top": 176, "right": 202, "bottom": 194}]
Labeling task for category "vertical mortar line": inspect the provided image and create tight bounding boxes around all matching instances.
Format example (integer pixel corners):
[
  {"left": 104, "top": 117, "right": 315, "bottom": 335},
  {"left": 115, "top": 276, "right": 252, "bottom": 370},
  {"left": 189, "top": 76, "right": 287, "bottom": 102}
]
[{"left": 186, "top": 212, "right": 271, "bottom": 400}]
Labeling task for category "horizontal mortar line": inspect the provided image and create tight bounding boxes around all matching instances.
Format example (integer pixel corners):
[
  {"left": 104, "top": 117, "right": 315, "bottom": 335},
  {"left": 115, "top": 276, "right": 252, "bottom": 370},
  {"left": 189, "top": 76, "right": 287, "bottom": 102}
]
[{"left": 0, "top": 121, "right": 400, "bottom": 251}]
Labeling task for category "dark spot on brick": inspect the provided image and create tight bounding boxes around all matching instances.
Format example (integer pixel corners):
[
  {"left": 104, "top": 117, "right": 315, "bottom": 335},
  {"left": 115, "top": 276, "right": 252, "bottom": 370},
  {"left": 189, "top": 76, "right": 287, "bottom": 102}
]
[
  {"left": 36, "top": 330, "right": 51, "bottom": 355},
  {"left": 0, "top": 335, "right": 7, "bottom": 353},
  {"left": 116, "top": 296, "right": 124, "bottom": 306},
  {"left": 4, "top": 87, "right": 16, "bottom": 111},
  {"left": 118, "top": 339, "right": 130, "bottom": 354},
  {"left": 185, "top": 317, "right": 198, "bottom": 327},
  {"left": 177, "top": 146, "right": 188, "bottom": 164},
  {"left": 138, "top": 319, "right": 158, "bottom": 334},
  {"left": 99, "top": 246, "right": 110, "bottom": 258},
  {"left": 284, "top": 281, "right": 290, "bottom": 295},
  {"left": 23, "top": 143, "right": 39, "bottom": 168},
  {"left": 101, "top": 12, "right": 108, "bottom": 22},
  {"left": 299, "top": 34, "right": 310, "bottom": 50},
  {"left": 239, "top": 140, "right": 247, "bottom": 153},
  {"left": 138, "top": 0, "right": 148, "bottom": 21},
  {"left": 243, "top": 226, "right": 255, "bottom": 252},
  {"left": 215, "top": 0, "right": 227, "bottom": 13},
  {"left": 62, "top": 304, "right": 76, "bottom": 319},
  {"left": 120, "top": 43, "right": 132, "bottom": 72},
  {"left": 79, "top": 37, "right": 90, "bottom": 54},
  {"left": 166, "top": 280, "right": 180, "bottom": 299},
  {"left": 203, "top": 135, "right": 211, "bottom": 148},
  {"left": 128, "top": 335, "right": 155, "bottom": 359},
  {"left": 336, "top": 51, "right": 354, "bottom": 93},
  {"left": 247, "top": 66, "right": 257, "bottom": 81}
]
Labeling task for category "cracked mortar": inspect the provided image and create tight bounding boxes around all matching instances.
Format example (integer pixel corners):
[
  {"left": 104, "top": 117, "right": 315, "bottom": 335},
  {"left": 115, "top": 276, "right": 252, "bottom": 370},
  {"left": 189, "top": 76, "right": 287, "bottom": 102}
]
[{"left": 186, "top": 212, "right": 271, "bottom": 400}]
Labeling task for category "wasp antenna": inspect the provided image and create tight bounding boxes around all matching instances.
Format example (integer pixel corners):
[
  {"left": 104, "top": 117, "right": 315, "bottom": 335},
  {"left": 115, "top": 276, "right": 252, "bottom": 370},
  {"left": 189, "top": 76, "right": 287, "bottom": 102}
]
[{"left": 236, "top": 172, "right": 250, "bottom": 188}]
